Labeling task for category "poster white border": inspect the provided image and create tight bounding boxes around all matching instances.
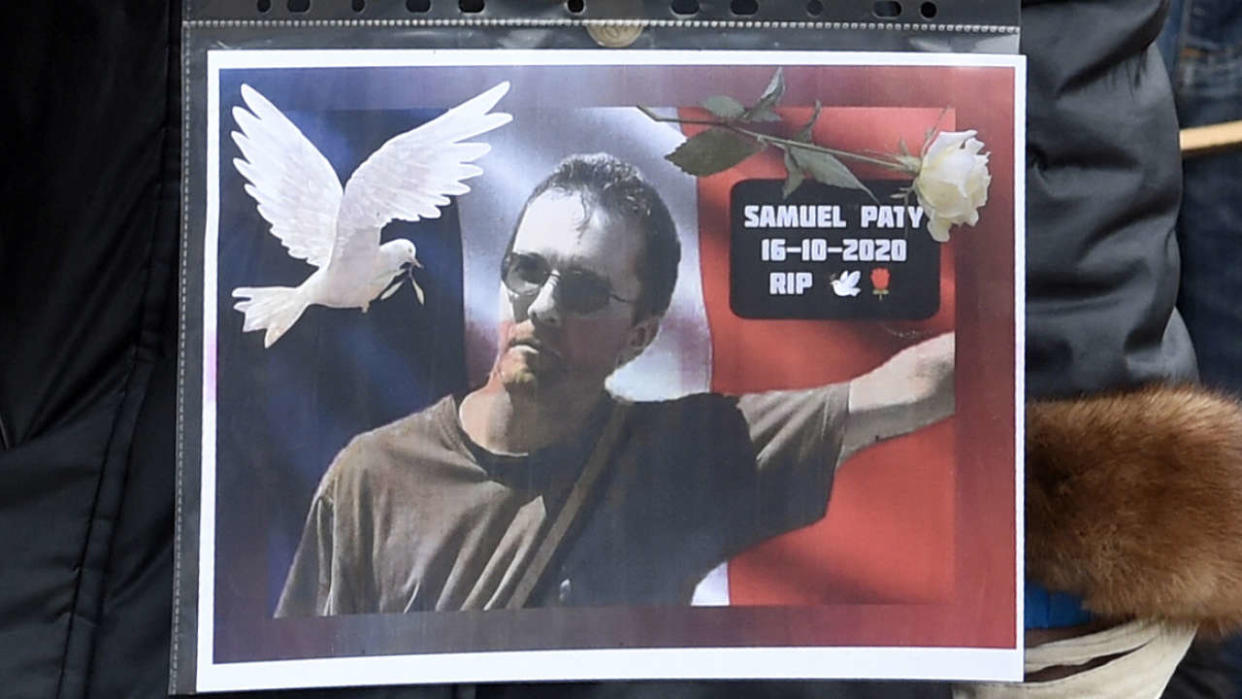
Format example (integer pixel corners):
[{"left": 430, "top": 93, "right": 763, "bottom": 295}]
[{"left": 197, "top": 48, "right": 1027, "bottom": 692}]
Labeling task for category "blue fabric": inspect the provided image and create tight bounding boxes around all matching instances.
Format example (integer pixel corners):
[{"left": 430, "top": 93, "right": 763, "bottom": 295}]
[
  {"left": 1024, "top": 581, "right": 1094, "bottom": 630},
  {"left": 1161, "top": 0, "right": 1242, "bottom": 396},
  {"left": 1158, "top": 3, "right": 1242, "bottom": 693}
]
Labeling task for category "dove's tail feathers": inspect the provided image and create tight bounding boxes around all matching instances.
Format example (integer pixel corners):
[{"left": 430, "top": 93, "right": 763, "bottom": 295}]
[{"left": 232, "top": 286, "right": 310, "bottom": 348}]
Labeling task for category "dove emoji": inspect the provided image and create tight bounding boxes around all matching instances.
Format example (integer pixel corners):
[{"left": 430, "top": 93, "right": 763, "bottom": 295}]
[
  {"left": 230, "top": 82, "right": 512, "bottom": 348},
  {"left": 831, "top": 269, "right": 862, "bottom": 297}
]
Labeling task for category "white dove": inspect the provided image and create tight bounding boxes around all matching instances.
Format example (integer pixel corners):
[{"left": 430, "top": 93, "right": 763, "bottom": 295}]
[
  {"left": 830, "top": 269, "right": 861, "bottom": 297},
  {"left": 230, "top": 82, "right": 512, "bottom": 348}
]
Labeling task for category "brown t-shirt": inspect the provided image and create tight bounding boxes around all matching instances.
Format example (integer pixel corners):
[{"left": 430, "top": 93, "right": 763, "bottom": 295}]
[{"left": 275, "top": 385, "right": 849, "bottom": 616}]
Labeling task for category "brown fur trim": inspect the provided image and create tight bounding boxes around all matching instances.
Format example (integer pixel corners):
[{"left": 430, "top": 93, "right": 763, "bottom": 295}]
[{"left": 1027, "top": 384, "right": 1242, "bottom": 634}]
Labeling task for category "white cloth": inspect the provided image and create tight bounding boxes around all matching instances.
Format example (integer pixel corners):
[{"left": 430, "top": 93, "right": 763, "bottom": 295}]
[{"left": 953, "top": 620, "right": 1197, "bottom": 698}]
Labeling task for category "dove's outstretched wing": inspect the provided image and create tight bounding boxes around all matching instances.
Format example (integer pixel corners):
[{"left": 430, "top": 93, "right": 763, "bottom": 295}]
[
  {"left": 231, "top": 84, "right": 343, "bottom": 269},
  {"left": 844, "top": 270, "right": 861, "bottom": 286},
  {"left": 331, "top": 82, "right": 512, "bottom": 267}
]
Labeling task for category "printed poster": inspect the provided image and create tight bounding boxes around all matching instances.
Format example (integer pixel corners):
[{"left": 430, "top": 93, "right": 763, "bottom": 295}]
[{"left": 182, "top": 49, "right": 1025, "bottom": 692}]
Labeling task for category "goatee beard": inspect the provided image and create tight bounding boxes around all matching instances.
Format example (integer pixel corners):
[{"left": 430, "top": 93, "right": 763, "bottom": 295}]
[{"left": 496, "top": 351, "right": 548, "bottom": 395}]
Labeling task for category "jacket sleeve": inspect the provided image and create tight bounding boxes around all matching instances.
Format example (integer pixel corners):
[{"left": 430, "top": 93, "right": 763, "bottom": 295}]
[{"left": 1022, "top": 0, "right": 1197, "bottom": 397}]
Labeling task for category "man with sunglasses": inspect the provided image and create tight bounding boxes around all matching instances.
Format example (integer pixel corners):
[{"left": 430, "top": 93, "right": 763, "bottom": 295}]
[{"left": 277, "top": 153, "right": 954, "bottom": 616}]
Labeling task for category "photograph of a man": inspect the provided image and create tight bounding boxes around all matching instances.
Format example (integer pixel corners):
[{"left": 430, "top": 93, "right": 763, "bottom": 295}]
[{"left": 275, "top": 153, "right": 955, "bottom": 616}]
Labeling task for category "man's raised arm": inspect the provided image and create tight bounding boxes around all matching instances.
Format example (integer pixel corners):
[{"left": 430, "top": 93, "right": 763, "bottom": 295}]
[{"left": 839, "top": 331, "right": 955, "bottom": 461}]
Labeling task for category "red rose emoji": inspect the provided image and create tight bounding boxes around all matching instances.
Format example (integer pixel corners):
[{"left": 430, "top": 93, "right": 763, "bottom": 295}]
[{"left": 871, "top": 267, "right": 890, "bottom": 298}]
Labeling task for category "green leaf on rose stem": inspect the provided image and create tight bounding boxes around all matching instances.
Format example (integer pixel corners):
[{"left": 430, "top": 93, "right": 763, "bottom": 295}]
[
  {"left": 789, "top": 146, "right": 874, "bottom": 199},
  {"left": 740, "top": 70, "right": 786, "bottom": 122},
  {"left": 782, "top": 150, "right": 805, "bottom": 198},
  {"left": 754, "top": 68, "right": 786, "bottom": 110},
  {"left": 742, "top": 106, "right": 783, "bottom": 123},
  {"left": 666, "top": 128, "right": 765, "bottom": 177},
  {"left": 701, "top": 95, "right": 747, "bottom": 120},
  {"left": 795, "top": 100, "right": 822, "bottom": 142}
]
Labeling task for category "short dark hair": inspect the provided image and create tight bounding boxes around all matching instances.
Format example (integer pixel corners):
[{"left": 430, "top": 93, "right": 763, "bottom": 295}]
[{"left": 506, "top": 153, "right": 681, "bottom": 320}]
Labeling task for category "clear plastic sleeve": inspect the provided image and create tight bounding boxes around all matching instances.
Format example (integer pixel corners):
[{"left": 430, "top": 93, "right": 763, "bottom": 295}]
[{"left": 175, "top": 1, "right": 1022, "bottom": 692}]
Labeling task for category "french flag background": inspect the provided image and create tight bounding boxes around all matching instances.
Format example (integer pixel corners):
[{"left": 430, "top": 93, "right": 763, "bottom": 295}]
[
  {"left": 212, "top": 63, "right": 1016, "bottom": 653},
  {"left": 455, "top": 105, "right": 957, "bottom": 609}
]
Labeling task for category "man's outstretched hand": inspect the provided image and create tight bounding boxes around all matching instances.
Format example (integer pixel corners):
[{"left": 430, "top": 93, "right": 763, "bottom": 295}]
[{"left": 840, "top": 332, "right": 955, "bottom": 461}]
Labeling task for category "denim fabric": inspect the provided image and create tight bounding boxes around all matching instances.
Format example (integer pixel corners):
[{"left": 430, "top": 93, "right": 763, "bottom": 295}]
[
  {"left": 1161, "top": 0, "right": 1242, "bottom": 395},
  {"left": 1157, "top": 5, "right": 1242, "bottom": 696}
]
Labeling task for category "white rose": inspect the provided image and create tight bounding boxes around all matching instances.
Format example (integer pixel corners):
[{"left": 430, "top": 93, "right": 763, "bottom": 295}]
[{"left": 912, "top": 130, "right": 991, "bottom": 242}]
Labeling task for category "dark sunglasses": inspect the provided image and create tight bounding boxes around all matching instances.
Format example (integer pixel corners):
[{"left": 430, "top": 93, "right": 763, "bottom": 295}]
[{"left": 502, "top": 252, "right": 637, "bottom": 315}]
